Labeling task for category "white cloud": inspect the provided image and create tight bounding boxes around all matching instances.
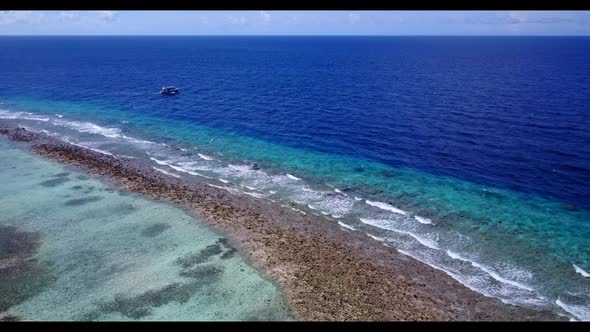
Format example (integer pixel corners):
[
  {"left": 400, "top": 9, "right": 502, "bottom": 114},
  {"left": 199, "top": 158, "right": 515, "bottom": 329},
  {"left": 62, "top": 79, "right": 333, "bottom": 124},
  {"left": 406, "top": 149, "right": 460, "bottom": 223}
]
[
  {"left": 0, "top": 11, "right": 45, "bottom": 25},
  {"left": 508, "top": 11, "right": 528, "bottom": 24},
  {"left": 96, "top": 11, "right": 117, "bottom": 22},
  {"left": 348, "top": 13, "right": 360, "bottom": 24},
  {"left": 58, "top": 11, "right": 80, "bottom": 22},
  {"left": 228, "top": 15, "right": 247, "bottom": 25},
  {"left": 260, "top": 11, "right": 271, "bottom": 23}
]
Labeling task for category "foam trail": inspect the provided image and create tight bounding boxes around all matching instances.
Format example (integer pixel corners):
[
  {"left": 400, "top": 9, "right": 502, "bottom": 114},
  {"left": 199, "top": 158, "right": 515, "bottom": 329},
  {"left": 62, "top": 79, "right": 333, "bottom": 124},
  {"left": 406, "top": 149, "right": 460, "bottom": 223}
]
[
  {"left": 22, "top": 115, "right": 50, "bottom": 122},
  {"left": 207, "top": 184, "right": 240, "bottom": 195},
  {"left": 354, "top": 196, "right": 362, "bottom": 201},
  {"left": 394, "top": 229, "right": 439, "bottom": 250},
  {"left": 0, "top": 110, "right": 50, "bottom": 122},
  {"left": 63, "top": 139, "right": 115, "bottom": 157},
  {"left": 365, "top": 233, "right": 385, "bottom": 242},
  {"left": 286, "top": 174, "right": 301, "bottom": 180},
  {"left": 447, "top": 250, "right": 534, "bottom": 292},
  {"left": 198, "top": 153, "right": 215, "bottom": 161},
  {"left": 219, "top": 178, "right": 229, "bottom": 183},
  {"left": 229, "top": 164, "right": 251, "bottom": 171},
  {"left": 338, "top": 221, "right": 356, "bottom": 231},
  {"left": 122, "top": 135, "right": 155, "bottom": 145},
  {"left": 556, "top": 299, "right": 590, "bottom": 321},
  {"left": 153, "top": 167, "right": 181, "bottom": 178},
  {"left": 0, "top": 110, "right": 23, "bottom": 119},
  {"left": 52, "top": 119, "right": 122, "bottom": 139},
  {"left": 149, "top": 157, "right": 172, "bottom": 166},
  {"left": 365, "top": 200, "right": 408, "bottom": 216},
  {"left": 243, "top": 191, "right": 266, "bottom": 198},
  {"left": 333, "top": 188, "right": 348, "bottom": 196},
  {"left": 359, "top": 218, "right": 439, "bottom": 249},
  {"left": 414, "top": 215, "right": 433, "bottom": 225},
  {"left": 169, "top": 165, "right": 213, "bottom": 179},
  {"left": 573, "top": 265, "right": 590, "bottom": 278}
]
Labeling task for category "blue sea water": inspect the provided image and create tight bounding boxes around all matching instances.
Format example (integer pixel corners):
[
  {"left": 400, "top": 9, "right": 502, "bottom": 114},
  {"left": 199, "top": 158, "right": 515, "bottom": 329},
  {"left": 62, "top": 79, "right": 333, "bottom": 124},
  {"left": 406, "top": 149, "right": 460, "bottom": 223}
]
[{"left": 0, "top": 36, "right": 589, "bottom": 320}]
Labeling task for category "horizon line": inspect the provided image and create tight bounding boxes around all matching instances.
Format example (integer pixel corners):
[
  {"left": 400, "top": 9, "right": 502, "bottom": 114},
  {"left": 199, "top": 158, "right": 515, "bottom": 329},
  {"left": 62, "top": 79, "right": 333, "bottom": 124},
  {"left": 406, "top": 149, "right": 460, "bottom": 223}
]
[{"left": 1, "top": 34, "right": 590, "bottom": 37}]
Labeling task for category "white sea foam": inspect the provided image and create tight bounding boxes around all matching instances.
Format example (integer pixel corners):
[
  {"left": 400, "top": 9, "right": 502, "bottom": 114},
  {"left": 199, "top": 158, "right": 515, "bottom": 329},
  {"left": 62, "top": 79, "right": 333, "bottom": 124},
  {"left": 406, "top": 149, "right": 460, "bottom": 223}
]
[
  {"left": 62, "top": 138, "right": 115, "bottom": 157},
  {"left": 359, "top": 218, "right": 439, "bottom": 250},
  {"left": 0, "top": 109, "right": 24, "bottom": 119},
  {"left": 414, "top": 215, "right": 433, "bottom": 225},
  {"left": 228, "top": 164, "right": 251, "bottom": 172},
  {"left": 52, "top": 119, "right": 123, "bottom": 139},
  {"left": 365, "top": 200, "right": 408, "bottom": 216},
  {"left": 153, "top": 167, "right": 181, "bottom": 178},
  {"left": 556, "top": 299, "right": 590, "bottom": 321},
  {"left": 170, "top": 166, "right": 212, "bottom": 179},
  {"left": 149, "top": 157, "right": 171, "bottom": 166},
  {"left": 338, "top": 221, "right": 356, "bottom": 231},
  {"left": 219, "top": 178, "right": 229, "bottom": 183},
  {"left": 286, "top": 174, "right": 301, "bottom": 181},
  {"left": 396, "top": 230, "right": 438, "bottom": 250},
  {"left": 198, "top": 153, "right": 215, "bottom": 161},
  {"left": 122, "top": 135, "right": 155, "bottom": 145},
  {"left": 365, "top": 233, "right": 385, "bottom": 242},
  {"left": 149, "top": 157, "right": 213, "bottom": 178},
  {"left": 446, "top": 250, "right": 534, "bottom": 292},
  {"left": 0, "top": 110, "right": 50, "bottom": 122},
  {"left": 354, "top": 196, "right": 362, "bottom": 201},
  {"left": 207, "top": 184, "right": 240, "bottom": 195},
  {"left": 242, "top": 191, "right": 266, "bottom": 198},
  {"left": 289, "top": 207, "right": 307, "bottom": 215},
  {"left": 269, "top": 190, "right": 277, "bottom": 194},
  {"left": 573, "top": 265, "right": 590, "bottom": 278},
  {"left": 22, "top": 115, "right": 50, "bottom": 122},
  {"left": 307, "top": 204, "right": 319, "bottom": 210}
]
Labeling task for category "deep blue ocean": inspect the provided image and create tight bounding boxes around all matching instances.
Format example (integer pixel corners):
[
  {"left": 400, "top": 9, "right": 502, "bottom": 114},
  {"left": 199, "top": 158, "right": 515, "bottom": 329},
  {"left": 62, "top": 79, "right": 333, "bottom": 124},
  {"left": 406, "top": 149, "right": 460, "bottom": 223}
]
[{"left": 0, "top": 36, "right": 589, "bottom": 319}]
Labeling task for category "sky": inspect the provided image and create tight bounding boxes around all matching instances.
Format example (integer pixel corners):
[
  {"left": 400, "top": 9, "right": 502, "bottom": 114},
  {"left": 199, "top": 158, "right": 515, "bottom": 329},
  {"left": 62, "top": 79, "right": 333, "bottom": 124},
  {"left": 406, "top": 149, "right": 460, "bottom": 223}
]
[{"left": 0, "top": 11, "right": 590, "bottom": 35}]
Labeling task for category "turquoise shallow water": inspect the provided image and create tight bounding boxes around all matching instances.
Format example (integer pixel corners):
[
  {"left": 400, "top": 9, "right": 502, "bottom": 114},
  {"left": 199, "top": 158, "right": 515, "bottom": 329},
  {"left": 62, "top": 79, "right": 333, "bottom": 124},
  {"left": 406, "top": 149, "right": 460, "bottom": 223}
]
[
  {"left": 1, "top": 96, "right": 590, "bottom": 320},
  {"left": 0, "top": 137, "right": 292, "bottom": 321}
]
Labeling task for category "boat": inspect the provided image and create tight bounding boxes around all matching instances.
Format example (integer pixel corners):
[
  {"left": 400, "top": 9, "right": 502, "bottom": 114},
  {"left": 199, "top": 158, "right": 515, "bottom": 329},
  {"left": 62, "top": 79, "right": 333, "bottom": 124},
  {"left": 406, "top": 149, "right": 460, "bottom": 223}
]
[{"left": 160, "top": 86, "right": 180, "bottom": 95}]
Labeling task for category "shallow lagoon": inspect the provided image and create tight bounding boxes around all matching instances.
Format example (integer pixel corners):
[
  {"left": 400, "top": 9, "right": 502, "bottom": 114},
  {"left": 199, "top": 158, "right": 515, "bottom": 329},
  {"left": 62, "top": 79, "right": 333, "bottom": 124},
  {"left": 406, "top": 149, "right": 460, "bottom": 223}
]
[{"left": 0, "top": 138, "right": 291, "bottom": 321}]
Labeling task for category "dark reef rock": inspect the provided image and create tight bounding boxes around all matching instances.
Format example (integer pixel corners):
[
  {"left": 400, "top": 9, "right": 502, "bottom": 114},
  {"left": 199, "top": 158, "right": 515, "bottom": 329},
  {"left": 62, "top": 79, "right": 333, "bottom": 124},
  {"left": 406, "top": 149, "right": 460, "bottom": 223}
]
[
  {"left": 176, "top": 244, "right": 224, "bottom": 268},
  {"left": 39, "top": 177, "right": 70, "bottom": 187},
  {"left": 141, "top": 223, "right": 171, "bottom": 237},
  {"left": 64, "top": 196, "right": 104, "bottom": 206},
  {"left": 0, "top": 226, "right": 53, "bottom": 312}
]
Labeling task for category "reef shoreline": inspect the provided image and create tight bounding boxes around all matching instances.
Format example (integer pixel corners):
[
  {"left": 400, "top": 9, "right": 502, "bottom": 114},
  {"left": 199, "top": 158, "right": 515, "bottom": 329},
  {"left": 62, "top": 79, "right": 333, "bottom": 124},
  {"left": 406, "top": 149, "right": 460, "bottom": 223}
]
[{"left": 0, "top": 123, "right": 565, "bottom": 321}]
